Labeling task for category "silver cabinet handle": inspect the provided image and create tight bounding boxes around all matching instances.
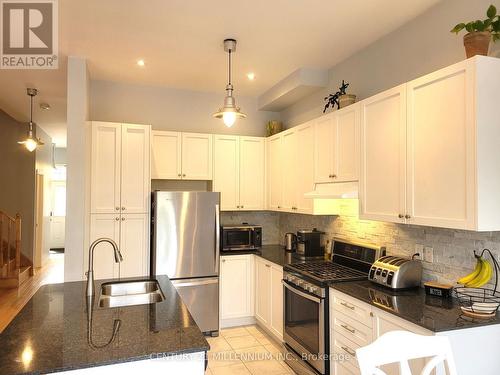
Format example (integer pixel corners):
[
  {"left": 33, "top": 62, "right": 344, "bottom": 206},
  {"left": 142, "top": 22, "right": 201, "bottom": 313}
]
[
  {"left": 340, "top": 301, "right": 355, "bottom": 310},
  {"left": 178, "top": 173, "right": 182, "bottom": 177},
  {"left": 265, "top": 264, "right": 271, "bottom": 268},
  {"left": 182, "top": 174, "right": 186, "bottom": 177},
  {"left": 221, "top": 259, "right": 226, "bottom": 263},
  {"left": 121, "top": 217, "right": 125, "bottom": 221},
  {"left": 115, "top": 217, "right": 120, "bottom": 221},
  {"left": 241, "top": 205, "right": 244, "bottom": 208},
  {"left": 405, "top": 214, "right": 411, "bottom": 219},
  {"left": 398, "top": 214, "right": 404, "bottom": 219},
  {"left": 332, "top": 174, "right": 337, "bottom": 178},
  {"left": 341, "top": 346, "right": 356, "bottom": 357},
  {"left": 121, "top": 207, "right": 125, "bottom": 210},
  {"left": 341, "top": 324, "right": 356, "bottom": 334},
  {"left": 115, "top": 207, "right": 120, "bottom": 211}
]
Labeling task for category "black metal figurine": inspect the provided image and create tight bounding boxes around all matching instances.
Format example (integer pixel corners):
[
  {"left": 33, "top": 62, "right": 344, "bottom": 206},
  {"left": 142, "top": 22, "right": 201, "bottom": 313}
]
[{"left": 323, "top": 80, "right": 349, "bottom": 112}]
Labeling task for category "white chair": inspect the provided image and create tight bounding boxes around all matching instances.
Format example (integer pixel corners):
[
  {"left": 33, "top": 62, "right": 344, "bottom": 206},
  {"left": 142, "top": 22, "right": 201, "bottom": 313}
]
[{"left": 356, "top": 331, "right": 458, "bottom": 375}]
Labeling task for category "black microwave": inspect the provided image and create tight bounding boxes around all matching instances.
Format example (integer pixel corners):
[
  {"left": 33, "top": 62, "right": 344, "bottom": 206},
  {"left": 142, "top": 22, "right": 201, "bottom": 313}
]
[{"left": 221, "top": 225, "right": 262, "bottom": 252}]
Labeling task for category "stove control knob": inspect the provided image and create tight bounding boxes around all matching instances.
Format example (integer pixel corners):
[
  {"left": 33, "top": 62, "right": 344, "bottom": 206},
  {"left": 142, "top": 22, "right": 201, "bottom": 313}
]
[{"left": 308, "top": 286, "right": 317, "bottom": 293}]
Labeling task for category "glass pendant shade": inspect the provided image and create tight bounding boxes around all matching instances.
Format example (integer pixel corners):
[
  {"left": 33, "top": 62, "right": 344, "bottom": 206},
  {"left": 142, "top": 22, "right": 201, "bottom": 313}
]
[{"left": 18, "top": 88, "right": 44, "bottom": 152}]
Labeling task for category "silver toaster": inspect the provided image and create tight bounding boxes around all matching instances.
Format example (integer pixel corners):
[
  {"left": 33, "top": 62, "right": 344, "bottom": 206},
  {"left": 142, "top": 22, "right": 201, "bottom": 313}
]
[{"left": 368, "top": 255, "right": 422, "bottom": 289}]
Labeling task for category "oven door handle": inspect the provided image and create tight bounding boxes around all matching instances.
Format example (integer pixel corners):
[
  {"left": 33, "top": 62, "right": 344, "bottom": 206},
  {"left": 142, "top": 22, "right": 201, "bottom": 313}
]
[{"left": 282, "top": 281, "right": 322, "bottom": 304}]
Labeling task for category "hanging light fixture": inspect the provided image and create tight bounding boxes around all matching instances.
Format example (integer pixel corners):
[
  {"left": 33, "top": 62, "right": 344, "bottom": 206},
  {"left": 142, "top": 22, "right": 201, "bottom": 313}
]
[
  {"left": 213, "top": 38, "right": 246, "bottom": 127},
  {"left": 18, "top": 88, "right": 44, "bottom": 152}
]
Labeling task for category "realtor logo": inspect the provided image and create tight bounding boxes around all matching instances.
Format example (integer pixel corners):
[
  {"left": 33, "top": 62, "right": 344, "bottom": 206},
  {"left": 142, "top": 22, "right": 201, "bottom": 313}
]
[{"left": 1, "top": 0, "right": 58, "bottom": 69}]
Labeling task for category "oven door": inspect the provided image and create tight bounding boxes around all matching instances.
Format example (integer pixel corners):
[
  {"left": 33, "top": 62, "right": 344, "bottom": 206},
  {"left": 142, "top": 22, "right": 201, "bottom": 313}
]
[
  {"left": 283, "top": 281, "right": 325, "bottom": 374},
  {"left": 222, "top": 228, "right": 253, "bottom": 250}
]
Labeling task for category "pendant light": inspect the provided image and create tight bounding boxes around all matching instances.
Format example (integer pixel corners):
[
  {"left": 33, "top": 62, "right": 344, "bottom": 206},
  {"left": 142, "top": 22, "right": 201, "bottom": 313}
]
[
  {"left": 213, "top": 38, "right": 246, "bottom": 127},
  {"left": 18, "top": 88, "right": 44, "bottom": 152}
]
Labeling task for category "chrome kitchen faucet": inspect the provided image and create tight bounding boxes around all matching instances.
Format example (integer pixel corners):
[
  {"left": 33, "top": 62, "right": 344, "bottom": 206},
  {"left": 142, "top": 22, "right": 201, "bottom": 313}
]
[{"left": 86, "top": 238, "right": 123, "bottom": 296}]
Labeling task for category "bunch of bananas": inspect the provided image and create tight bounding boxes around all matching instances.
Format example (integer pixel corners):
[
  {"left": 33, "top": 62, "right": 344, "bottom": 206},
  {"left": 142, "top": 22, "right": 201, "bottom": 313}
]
[{"left": 458, "top": 255, "right": 493, "bottom": 288}]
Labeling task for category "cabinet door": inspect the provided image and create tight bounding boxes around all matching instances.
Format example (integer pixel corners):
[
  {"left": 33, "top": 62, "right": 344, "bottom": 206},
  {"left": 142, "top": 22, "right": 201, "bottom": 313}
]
[
  {"left": 314, "top": 113, "right": 335, "bottom": 183},
  {"left": 281, "top": 130, "right": 298, "bottom": 212},
  {"left": 360, "top": 85, "right": 407, "bottom": 224},
  {"left": 121, "top": 124, "right": 151, "bottom": 214},
  {"left": 90, "top": 122, "right": 121, "bottom": 214},
  {"left": 334, "top": 104, "right": 360, "bottom": 182},
  {"left": 240, "top": 137, "right": 266, "bottom": 210},
  {"left": 270, "top": 265, "right": 283, "bottom": 340},
  {"left": 406, "top": 63, "right": 474, "bottom": 230},
  {"left": 220, "top": 255, "right": 253, "bottom": 319},
  {"left": 267, "top": 135, "right": 283, "bottom": 210},
  {"left": 119, "top": 213, "right": 149, "bottom": 278},
  {"left": 213, "top": 135, "right": 240, "bottom": 211},
  {"left": 255, "top": 258, "right": 271, "bottom": 326},
  {"left": 296, "top": 122, "right": 314, "bottom": 214},
  {"left": 89, "top": 214, "right": 120, "bottom": 280},
  {"left": 181, "top": 133, "right": 213, "bottom": 180},
  {"left": 151, "top": 131, "right": 181, "bottom": 179}
]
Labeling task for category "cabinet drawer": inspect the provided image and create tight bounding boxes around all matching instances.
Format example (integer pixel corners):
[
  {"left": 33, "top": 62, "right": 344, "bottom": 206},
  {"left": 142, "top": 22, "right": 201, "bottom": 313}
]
[
  {"left": 332, "top": 291, "right": 372, "bottom": 328},
  {"left": 332, "top": 311, "right": 372, "bottom": 347},
  {"left": 332, "top": 332, "right": 360, "bottom": 373}
]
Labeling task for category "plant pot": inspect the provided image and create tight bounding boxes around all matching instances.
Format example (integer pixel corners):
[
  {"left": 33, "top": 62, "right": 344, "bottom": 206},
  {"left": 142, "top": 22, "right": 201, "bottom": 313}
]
[
  {"left": 266, "top": 120, "right": 282, "bottom": 137},
  {"left": 463, "top": 31, "right": 491, "bottom": 58},
  {"left": 339, "top": 94, "right": 356, "bottom": 109}
]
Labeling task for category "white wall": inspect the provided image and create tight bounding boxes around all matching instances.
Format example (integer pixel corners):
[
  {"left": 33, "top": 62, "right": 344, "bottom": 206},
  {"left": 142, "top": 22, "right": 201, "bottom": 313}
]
[
  {"left": 65, "top": 57, "right": 90, "bottom": 282},
  {"left": 281, "top": 0, "right": 500, "bottom": 126},
  {"left": 90, "top": 80, "right": 280, "bottom": 136}
]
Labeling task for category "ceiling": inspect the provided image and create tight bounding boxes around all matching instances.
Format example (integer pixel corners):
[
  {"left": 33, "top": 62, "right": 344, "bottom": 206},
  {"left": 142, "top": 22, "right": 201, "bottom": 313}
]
[{"left": 0, "top": 0, "right": 441, "bottom": 146}]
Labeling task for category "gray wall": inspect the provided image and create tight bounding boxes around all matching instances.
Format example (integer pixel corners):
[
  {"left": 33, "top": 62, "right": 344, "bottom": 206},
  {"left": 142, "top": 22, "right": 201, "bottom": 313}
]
[
  {"left": 0, "top": 110, "right": 35, "bottom": 261},
  {"left": 90, "top": 80, "right": 281, "bottom": 136},
  {"left": 281, "top": 0, "right": 500, "bottom": 127}
]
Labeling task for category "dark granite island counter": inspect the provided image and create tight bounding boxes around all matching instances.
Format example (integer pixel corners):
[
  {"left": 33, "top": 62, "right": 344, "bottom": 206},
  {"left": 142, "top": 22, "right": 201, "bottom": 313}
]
[{"left": 0, "top": 275, "right": 209, "bottom": 375}]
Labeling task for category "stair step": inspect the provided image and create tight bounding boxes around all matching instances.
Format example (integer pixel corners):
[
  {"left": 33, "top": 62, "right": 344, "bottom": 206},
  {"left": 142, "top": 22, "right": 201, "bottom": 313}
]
[{"left": 0, "top": 266, "right": 32, "bottom": 288}]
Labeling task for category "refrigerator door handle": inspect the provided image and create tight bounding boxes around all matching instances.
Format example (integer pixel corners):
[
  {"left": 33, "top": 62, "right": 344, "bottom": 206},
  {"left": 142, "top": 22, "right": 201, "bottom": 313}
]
[
  {"left": 171, "top": 278, "right": 219, "bottom": 287},
  {"left": 215, "top": 204, "right": 220, "bottom": 274}
]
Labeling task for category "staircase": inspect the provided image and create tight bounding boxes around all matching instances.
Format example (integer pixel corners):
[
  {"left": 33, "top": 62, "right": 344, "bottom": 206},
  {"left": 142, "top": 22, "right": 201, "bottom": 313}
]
[{"left": 0, "top": 211, "right": 33, "bottom": 288}]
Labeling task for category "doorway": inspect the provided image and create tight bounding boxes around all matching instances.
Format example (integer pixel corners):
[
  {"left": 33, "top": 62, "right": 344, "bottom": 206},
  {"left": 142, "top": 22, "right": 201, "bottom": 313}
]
[{"left": 49, "top": 166, "right": 66, "bottom": 253}]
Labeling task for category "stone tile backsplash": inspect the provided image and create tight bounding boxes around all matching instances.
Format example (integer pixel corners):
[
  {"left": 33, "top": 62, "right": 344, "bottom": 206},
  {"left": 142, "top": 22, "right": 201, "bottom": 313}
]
[
  {"left": 221, "top": 207, "right": 500, "bottom": 286},
  {"left": 278, "top": 210, "right": 500, "bottom": 286}
]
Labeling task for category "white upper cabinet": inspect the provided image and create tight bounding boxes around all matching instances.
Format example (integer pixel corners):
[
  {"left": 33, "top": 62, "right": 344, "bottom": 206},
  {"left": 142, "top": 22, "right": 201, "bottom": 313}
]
[
  {"left": 121, "top": 124, "right": 151, "bottom": 213},
  {"left": 314, "top": 113, "right": 335, "bottom": 183},
  {"left": 295, "top": 122, "right": 314, "bottom": 213},
  {"left": 151, "top": 131, "right": 213, "bottom": 180},
  {"left": 360, "top": 85, "right": 407, "bottom": 224},
  {"left": 213, "top": 135, "right": 240, "bottom": 210},
  {"left": 91, "top": 122, "right": 150, "bottom": 215},
  {"left": 281, "top": 129, "right": 298, "bottom": 211},
  {"left": 266, "top": 134, "right": 283, "bottom": 210},
  {"left": 213, "top": 135, "right": 266, "bottom": 211},
  {"left": 151, "top": 131, "right": 181, "bottom": 179},
  {"left": 360, "top": 56, "right": 500, "bottom": 231},
  {"left": 239, "top": 137, "right": 266, "bottom": 210},
  {"left": 91, "top": 122, "right": 121, "bottom": 214},
  {"left": 334, "top": 104, "right": 360, "bottom": 182},
  {"left": 314, "top": 104, "right": 360, "bottom": 184},
  {"left": 406, "top": 61, "right": 474, "bottom": 230},
  {"left": 182, "top": 132, "right": 213, "bottom": 180}
]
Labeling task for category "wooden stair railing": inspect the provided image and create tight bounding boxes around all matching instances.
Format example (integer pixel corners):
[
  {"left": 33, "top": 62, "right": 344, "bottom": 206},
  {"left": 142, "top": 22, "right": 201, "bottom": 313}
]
[{"left": 0, "top": 211, "right": 31, "bottom": 287}]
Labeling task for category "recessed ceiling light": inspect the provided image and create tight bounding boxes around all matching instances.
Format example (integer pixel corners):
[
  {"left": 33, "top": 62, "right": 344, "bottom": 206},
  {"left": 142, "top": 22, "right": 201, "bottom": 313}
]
[
  {"left": 137, "top": 59, "right": 145, "bottom": 67},
  {"left": 247, "top": 72, "right": 256, "bottom": 81}
]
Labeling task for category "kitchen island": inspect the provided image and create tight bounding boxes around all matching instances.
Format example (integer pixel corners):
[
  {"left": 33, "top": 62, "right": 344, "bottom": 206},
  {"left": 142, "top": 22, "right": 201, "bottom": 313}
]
[{"left": 0, "top": 275, "right": 209, "bottom": 375}]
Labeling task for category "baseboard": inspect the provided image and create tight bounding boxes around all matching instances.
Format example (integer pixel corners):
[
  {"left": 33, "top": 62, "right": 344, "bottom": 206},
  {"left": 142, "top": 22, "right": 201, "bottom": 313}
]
[{"left": 221, "top": 316, "right": 256, "bottom": 329}]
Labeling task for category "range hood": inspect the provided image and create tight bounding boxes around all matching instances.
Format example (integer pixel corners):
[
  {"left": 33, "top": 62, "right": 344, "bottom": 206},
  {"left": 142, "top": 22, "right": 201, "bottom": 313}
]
[{"left": 304, "top": 181, "right": 359, "bottom": 199}]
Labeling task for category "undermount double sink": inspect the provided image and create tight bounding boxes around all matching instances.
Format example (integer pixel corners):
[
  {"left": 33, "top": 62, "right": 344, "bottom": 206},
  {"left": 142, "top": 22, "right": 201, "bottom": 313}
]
[{"left": 98, "top": 279, "right": 165, "bottom": 308}]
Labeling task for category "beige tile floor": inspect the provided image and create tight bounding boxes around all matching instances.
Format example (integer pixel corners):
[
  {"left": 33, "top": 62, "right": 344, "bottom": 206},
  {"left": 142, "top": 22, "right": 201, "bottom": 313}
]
[{"left": 206, "top": 325, "right": 296, "bottom": 375}]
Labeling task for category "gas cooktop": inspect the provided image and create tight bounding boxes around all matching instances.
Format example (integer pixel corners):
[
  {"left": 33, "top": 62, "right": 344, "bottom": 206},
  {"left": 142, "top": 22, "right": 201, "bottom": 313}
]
[{"left": 285, "top": 261, "right": 368, "bottom": 283}]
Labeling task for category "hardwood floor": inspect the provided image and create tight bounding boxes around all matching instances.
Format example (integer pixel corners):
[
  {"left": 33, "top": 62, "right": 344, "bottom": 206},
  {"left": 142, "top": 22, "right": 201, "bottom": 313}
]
[{"left": 0, "top": 253, "right": 64, "bottom": 333}]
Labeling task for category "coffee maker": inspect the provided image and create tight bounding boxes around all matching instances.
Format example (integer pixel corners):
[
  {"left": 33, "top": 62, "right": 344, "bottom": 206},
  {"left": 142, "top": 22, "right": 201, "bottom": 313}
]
[{"left": 295, "top": 229, "right": 325, "bottom": 260}]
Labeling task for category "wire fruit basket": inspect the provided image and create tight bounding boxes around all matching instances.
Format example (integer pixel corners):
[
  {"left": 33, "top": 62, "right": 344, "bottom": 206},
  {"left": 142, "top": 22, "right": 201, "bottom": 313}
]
[{"left": 454, "top": 249, "right": 500, "bottom": 318}]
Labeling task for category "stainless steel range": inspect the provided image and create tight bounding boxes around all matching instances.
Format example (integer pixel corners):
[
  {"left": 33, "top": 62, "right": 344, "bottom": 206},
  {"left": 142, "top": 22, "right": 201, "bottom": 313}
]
[{"left": 282, "top": 239, "right": 385, "bottom": 375}]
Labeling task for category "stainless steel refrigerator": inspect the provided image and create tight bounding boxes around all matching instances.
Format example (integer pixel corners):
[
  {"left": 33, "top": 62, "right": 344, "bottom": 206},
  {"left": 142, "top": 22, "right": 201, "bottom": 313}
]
[{"left": 151, "top": 191, "right": 220, "bottom": 335}]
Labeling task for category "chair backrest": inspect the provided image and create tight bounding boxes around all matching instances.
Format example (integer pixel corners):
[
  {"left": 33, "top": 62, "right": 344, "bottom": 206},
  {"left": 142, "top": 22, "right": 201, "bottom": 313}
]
[{"left": 356, "top": 331, "right": 458, "bottom": 375}]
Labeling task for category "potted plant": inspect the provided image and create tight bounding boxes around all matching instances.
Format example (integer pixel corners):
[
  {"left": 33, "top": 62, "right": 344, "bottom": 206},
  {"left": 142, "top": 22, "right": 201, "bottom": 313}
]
[{"left": 451, "top": 4, "right": 500, "bottom": 58}]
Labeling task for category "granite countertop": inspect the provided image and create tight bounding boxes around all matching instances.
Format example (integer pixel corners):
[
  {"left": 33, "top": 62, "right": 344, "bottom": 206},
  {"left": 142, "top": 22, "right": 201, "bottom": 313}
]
[
  {"left": 331, "top": 280, "right": 500, "bottom": 333},
  {"left": 0, "top": 275, "right": 209, "bottom": 375},
  {"left": 221, "top": 244, "right": 301, "bottom": 267}
]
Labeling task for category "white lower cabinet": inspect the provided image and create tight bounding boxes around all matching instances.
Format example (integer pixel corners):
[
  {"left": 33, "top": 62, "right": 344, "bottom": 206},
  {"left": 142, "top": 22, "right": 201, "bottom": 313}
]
[
  {"left": 255, "top": 256, "right": 283, "bottom": 341},
  {"left": 89, "top": 213, "right": 149, "bottom": 280},
  {"left": 220, "top": 255, "right": 254, "bottom": 322}
]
